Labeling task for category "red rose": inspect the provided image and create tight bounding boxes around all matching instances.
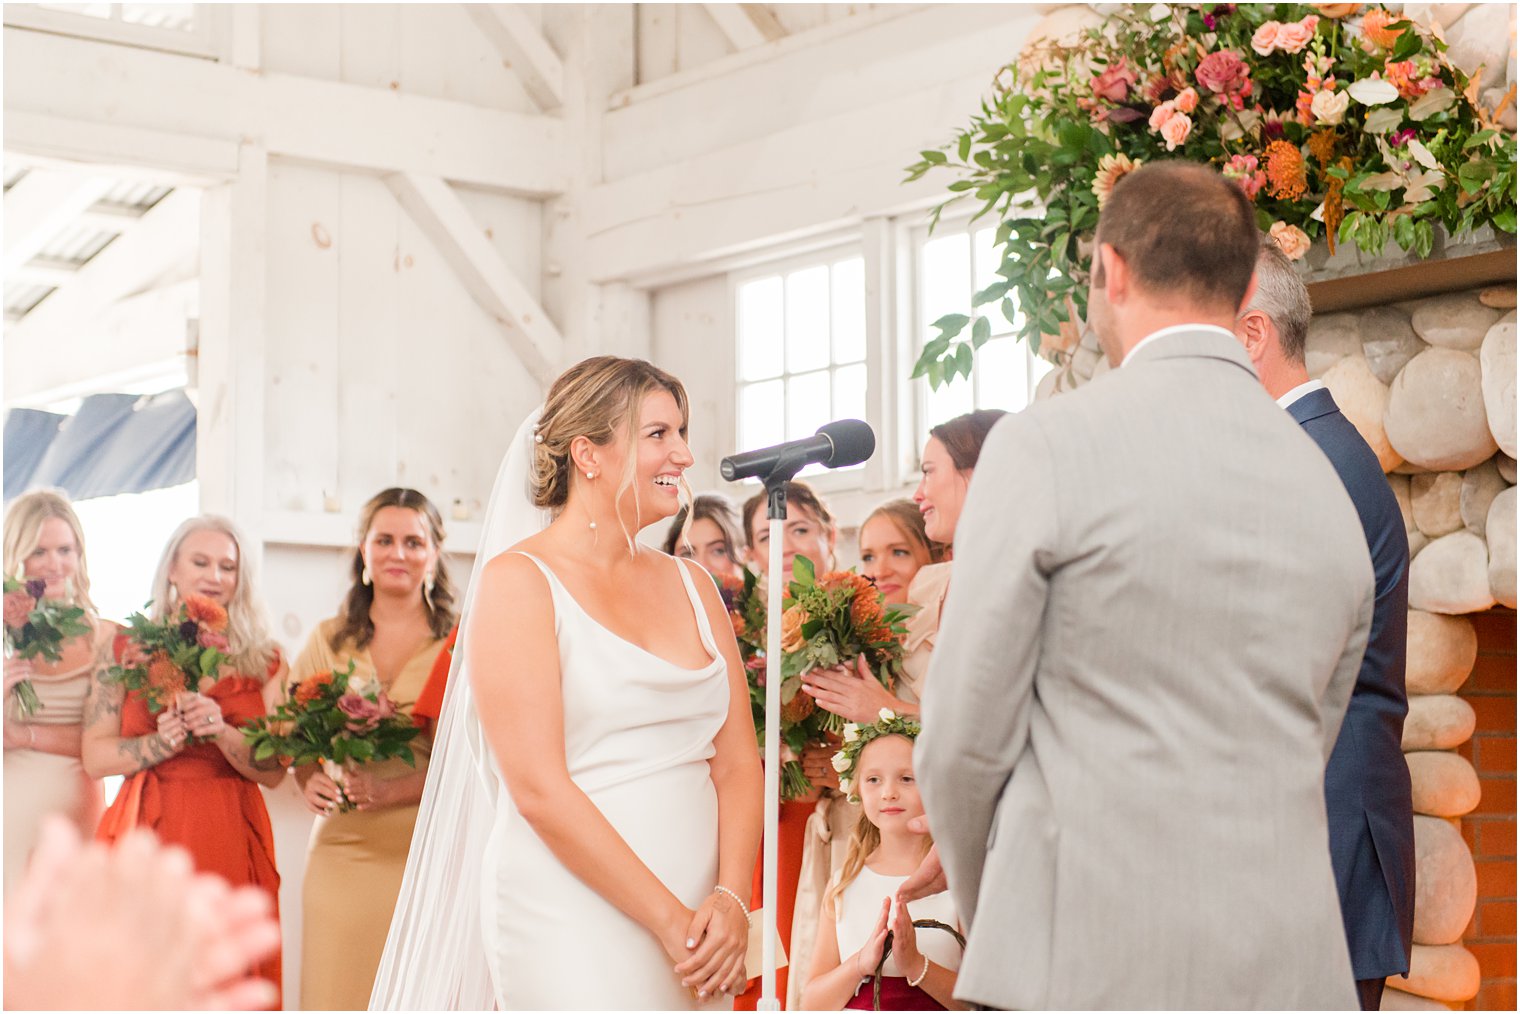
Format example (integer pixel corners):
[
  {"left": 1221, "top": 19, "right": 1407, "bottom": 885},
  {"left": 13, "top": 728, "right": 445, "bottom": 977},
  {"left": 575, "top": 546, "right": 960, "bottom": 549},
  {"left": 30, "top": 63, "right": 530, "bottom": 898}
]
[
  {"left": 337, "top": 692, "right": 384, "bottom": 733},
  {"left": 1091, "top": 59, "right": 1138, "bottom": 102}
]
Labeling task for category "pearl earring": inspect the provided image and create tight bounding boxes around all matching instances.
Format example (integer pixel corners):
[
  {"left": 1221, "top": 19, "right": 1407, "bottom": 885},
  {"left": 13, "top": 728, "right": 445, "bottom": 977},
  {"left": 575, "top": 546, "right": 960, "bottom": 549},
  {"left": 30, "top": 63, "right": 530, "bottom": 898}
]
[
  {"left": 362, "top": 562, "right": 373, "bottom": 586},
  {"left": 585, "top": 471, "right": 596, "bottom": 480}
]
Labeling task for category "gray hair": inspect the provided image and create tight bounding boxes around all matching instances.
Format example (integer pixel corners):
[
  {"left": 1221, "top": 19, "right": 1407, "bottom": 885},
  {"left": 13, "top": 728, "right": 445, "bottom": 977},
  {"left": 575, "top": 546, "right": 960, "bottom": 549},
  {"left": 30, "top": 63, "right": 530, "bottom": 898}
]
[{"left": 1245, "top": 234, "right": 1312, "bottom": 364}]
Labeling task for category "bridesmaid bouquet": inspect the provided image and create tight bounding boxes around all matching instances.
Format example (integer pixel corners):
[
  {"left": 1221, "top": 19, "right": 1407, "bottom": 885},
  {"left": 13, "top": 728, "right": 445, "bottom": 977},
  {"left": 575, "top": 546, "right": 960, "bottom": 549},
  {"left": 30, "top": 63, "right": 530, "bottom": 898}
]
[
  {"left": 243, "top": 660, "right": 420, "bottom": 811},
  {"left": 774, "top": 555, "right": 913, "bottom": 799},
  {"left": 3, "top": 576, "right": 91, "bottom": 716},
  {"left": 108, "top": 594, "right": 231, "bottom": 716}
]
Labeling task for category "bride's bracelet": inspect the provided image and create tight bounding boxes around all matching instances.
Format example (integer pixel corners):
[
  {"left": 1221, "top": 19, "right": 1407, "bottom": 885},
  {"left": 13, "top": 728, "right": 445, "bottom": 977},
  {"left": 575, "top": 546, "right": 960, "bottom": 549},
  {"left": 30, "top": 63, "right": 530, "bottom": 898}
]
[{"left": 711, "top": 884, "right": 752, "bottom": 926}]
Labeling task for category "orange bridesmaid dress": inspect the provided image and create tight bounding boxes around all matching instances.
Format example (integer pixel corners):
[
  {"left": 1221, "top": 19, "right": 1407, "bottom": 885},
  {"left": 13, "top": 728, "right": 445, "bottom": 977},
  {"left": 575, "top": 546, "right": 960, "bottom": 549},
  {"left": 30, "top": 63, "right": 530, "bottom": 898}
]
[
  {"left": 733, "top": 795, "right": 813, "bottom": 1009},
  {"left": 96, "top": 647, "right": 282, "bottom": 1006}
]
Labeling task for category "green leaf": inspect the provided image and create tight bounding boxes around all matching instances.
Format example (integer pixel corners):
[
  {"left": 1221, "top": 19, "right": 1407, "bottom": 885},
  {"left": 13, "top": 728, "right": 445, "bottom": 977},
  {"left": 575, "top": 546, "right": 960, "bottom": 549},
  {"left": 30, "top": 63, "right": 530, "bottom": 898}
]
[
  {"left": 956, "top": 343, "right": 975, "bottom": 377},
  {"left": 792, "top": 554, "right": 816, "bottom": 584},
  {"left": 1494, "top": 207, "right": 1517, "bottom": 233},
  {"left": 957, "top": 133, "right": 972, "bottom": 162},
  {"left": 931, "top": 312, "right": 970, "bottom": 336},
  {"left": 1391, "top": 26, "right": 1422, "bottom": 62},
  {"left": 971, "top": 315, "right": 992, "bottom": 348},
  {"left": 1463, "top": 129, "right": 1497, "bottom": 150},
  {"left": 920, "top": 149, "right": 948, "bottom": 165},
  {"left": 972, "top": 280, "right": 1009, "bottom": 307}
]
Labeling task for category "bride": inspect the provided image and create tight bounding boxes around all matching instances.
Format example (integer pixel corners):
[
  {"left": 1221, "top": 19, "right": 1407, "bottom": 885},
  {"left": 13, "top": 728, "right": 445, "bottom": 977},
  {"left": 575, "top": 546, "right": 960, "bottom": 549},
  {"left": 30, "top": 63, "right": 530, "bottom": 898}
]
[{"left": 372, "top": 357, "right": 762, "bottom": 1010}]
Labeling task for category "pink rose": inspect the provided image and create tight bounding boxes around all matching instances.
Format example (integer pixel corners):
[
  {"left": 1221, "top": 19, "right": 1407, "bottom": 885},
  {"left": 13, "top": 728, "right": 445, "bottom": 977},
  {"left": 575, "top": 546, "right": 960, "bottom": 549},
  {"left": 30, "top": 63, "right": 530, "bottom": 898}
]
[
  {"left": 1270, "top": 222, "right": 1311, "bottom": 261},
  {"left": 1160, "top": 112, "right": 1193, "bottom": 150},
  {"left": 1276, "top": 16, "right": 1319, "bottom": 54},
  {"left": 1092, "top": 59, "right": 1138, "bottom": 102},
  {"left": 3, "top": 590, "right": 33, "bottom": 630},
  {"left": 1252, "top": 21, "right": 1283, "bottom": 56},
  {"left": 1196, "top": 50, "right": 1250, "bottom": 97},
  {"left": 1148, "top": 100, "right": 1177, "bottom": 131},
  {"left": 337, "top": 693, "right": 384, "bottom": 733},
  {"left": 1173, "top": 86, "right": 1199, "bottom": 114},
  {"left": 197, "top": 628, "right": 231, "bottom": 652}
]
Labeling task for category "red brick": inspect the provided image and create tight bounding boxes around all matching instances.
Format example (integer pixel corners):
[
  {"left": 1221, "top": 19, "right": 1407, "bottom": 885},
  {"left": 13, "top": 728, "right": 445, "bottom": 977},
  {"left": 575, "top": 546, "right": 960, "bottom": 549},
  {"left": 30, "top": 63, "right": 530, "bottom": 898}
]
[
  {"left": 1465, "top": 818, "right": 1481, "bottom": 853},
  {"left": 1466, "top": 696, "right": 1519, "bottom": 736},
  {"left": 1476, "top": 860, "right": 1518, "bottom": 901},
  {"left": 1477, "top": 819, "right": 1517, "bottom": 860},
  {"left": 1460, "top": 737, "right": 1478, "bottom": 763},
  {"left": 1471, "top": 608, "right": 1518, "bottom": 652},
  {"left": 1475, "top": 777, "right": 1518, "bottom": 817},
  {"left": 1476, "top": 979, "right": 1516, "bottom": 1012},
  {"left": 1481, "top": 900, "right": 1517, "bottom": 938},
  {"left": 1469, "top": 941, "right": 1517, "bottom": 978},
  {"left": 1476, "top": 737, "right": 1518, "bottom": 776},
  {"left": 1467, "top": 655, "right": 1520, "bottom": 693}
]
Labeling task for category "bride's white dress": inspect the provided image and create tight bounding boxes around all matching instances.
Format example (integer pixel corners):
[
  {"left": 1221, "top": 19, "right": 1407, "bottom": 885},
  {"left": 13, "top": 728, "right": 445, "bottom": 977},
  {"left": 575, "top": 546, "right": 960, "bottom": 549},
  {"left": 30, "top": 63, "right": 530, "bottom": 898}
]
[{"left": 480, "top": 552, "right": 730, "bottom": 1010}]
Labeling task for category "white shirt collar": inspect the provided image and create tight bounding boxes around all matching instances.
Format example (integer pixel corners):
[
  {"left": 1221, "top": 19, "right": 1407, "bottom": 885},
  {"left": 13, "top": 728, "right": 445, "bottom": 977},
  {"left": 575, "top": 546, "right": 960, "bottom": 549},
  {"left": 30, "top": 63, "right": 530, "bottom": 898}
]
[
  {"left": 1120, "top": 323, "right": 1240, "bottom": 368},
  {"left": 1276, "top": 378, "right": 1326, "bottom": 409}
]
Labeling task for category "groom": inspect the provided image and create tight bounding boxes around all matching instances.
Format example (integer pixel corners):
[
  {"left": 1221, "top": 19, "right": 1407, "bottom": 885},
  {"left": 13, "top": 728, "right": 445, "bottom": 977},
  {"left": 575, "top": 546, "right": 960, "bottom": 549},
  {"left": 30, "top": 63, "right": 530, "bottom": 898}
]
[{"left": 914, "top": 163, "right": 1373, "bottom": 1009}]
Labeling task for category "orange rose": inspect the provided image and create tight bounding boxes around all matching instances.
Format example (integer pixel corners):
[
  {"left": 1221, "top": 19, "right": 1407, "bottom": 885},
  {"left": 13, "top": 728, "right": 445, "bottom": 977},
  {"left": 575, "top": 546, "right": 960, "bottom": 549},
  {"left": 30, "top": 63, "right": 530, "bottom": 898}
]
[
  {"left": 780, "top": 606, "right": 808, "bottom": 653},
  {"left": 294, "top": 670, "right": 335, "bottom": 705},
  {"left": 183, "top": 595, "right": 228, "bottom": 632}
]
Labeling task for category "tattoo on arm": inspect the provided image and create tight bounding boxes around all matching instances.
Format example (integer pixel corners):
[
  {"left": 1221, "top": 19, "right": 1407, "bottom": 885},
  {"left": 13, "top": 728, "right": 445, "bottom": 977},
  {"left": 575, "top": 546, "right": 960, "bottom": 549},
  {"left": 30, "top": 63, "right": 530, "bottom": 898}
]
[{"left": 119, "top": 732, "right": 176, "bottom": 772}]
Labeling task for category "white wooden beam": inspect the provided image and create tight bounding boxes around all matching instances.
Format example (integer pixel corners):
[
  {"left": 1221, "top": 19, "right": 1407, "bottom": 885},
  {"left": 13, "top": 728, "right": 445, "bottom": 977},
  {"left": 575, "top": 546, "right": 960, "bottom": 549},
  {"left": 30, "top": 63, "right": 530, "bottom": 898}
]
[
  {"left": 3, "top": 27, "right": 567, "bottom": 197},
  {"left": 702, "top": 4, "right": 785, "bottom": 51},
  {"left": 464, "top": 4, "right": 565, "bottom": 112},
  {"left": 3, "top": 111, "right": 241, "bottom": 185},
  {"left": 9, "top": 187, "right": 200, "bottom": 342},
  {"left": 2, "top": 168, "right": 115, "bottom": 274},
  {"left": 386, "top": 172, "right": 563, "bottom": 387},
  {"left": 8, "top": 256, "right": 84, "bottom": 289}
]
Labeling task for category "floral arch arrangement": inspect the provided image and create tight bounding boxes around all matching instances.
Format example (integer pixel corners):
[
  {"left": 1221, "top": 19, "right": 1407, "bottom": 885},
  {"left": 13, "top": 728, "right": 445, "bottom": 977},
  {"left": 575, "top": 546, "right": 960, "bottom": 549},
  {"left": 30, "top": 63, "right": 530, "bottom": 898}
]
[{"left": 906, "top": 3, "right": 1517, "bottom": 387}]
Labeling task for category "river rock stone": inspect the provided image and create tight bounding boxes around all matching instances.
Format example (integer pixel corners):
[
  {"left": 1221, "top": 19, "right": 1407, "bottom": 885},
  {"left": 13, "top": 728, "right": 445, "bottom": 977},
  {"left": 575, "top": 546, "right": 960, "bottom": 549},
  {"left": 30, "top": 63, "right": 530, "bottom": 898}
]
[
  {"left": 1480, "top": 312, "right": 1516, "bottom": 458},
  {"left": 1389, "top": 943, "right": 1482, "bottom": 1003},
  {"left": 1488, "top": 487, "right": 1516, "bottom": 608},
  {"left": 1411, "top": 472, "right": 1463, "bottom": 538},
  {"left": 1409, "top": 531, "right": 1498, "bottom": 614},
  {"left": 1306, "top": 313, "right": 1362, "bottom": 378},
  {"left": 1385, "top": 348, "right": 1499, "bottom": 471},
  {"left": 1412, "top": 814, "right": 1477, "bottom": 946},
  {"left": 1324, "top": 356, "right": 1402, "bottom": 472},
  {"left": 1402, "top": 695, "right": 1477, "bottom": 751},
  {"left": 1405, "top": 610, "right": 1477, "bottom": 695},
  {"left": 1479, "top": 286, "right": 1518, "bottom": 309},
  {"left": 1500, "top": 453, "right": 1517, "bottom": 483},
  {"left": 1362, "top": 306, "right": 1427, "bottom": 384},
  {"left": 1407, "top": 751, "right": 1481, "bottom": 817},
  {"left": 1459, "top": 457, "right": 1507, "bottom": 536},
  {"left": 1411, "top": 293, "right": 1502, "bottom": 350}
]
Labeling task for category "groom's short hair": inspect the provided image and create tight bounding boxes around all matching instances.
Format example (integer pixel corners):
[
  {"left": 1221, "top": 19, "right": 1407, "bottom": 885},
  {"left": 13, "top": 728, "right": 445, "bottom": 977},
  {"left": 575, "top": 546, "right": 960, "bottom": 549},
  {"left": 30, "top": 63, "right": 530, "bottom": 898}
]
[{"left": 1097, "top": 161, "right": 1258, "bottom": 314}]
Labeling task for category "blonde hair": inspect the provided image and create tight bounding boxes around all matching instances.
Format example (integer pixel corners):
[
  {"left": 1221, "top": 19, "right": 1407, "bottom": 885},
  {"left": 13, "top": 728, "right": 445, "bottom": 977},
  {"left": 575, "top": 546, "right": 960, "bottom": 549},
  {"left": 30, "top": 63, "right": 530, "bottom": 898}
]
[
  {"left": 862, "top": 498, "right": 946, "bottom": 566},
  {"left": 2, "top": 489, "right": 97, "bottom": 618},
  {"left": 532, "top": 356, "right": 694, "bottom": 552},
  {"left": 824, "top": 734, "right": 933, "bottom": 911},
  {"left": 150, "top": 515, "right": 280, "bottom": 680}
]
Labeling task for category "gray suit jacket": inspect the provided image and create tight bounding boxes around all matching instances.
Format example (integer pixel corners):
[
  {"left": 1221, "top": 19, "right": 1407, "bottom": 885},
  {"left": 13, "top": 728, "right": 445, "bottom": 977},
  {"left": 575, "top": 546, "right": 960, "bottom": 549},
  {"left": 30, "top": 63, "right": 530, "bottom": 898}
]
[{"left": 916, "top": 329, "right": 1372, "bottom": 1010}]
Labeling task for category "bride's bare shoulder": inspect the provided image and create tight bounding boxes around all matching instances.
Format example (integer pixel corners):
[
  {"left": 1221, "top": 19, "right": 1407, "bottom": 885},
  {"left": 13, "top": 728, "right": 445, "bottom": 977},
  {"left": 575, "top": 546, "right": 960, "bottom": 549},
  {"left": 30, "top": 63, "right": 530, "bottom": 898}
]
[{"left": 478, "top": 546, "right": 551, "bottom": 601}]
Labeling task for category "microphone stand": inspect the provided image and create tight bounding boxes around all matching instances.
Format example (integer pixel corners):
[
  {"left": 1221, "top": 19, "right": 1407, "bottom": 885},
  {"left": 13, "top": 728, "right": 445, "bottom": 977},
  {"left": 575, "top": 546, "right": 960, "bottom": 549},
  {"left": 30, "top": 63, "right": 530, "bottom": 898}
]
[{"left": 759, "top": 447, "right": 811, "bottom": 1011}]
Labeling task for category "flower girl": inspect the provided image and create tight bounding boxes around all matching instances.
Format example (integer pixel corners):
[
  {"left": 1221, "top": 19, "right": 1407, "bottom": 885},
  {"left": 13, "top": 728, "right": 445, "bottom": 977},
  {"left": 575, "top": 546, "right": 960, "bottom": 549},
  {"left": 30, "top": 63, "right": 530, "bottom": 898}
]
[{"left": 800, "top": 711, "right": 963, "bottom": 1010}]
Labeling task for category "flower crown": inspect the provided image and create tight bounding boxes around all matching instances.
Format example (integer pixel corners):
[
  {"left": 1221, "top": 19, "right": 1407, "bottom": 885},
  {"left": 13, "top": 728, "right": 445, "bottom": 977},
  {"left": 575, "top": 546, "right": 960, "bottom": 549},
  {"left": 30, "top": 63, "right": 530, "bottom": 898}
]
[{"left": 831, "top": 708, "right": 922, "bottom": 803}]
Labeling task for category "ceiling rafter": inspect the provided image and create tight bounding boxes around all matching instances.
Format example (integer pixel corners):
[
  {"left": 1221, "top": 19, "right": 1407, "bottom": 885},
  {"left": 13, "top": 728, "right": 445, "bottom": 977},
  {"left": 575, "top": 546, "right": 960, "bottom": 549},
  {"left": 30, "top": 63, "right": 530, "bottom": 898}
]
[{"left": 702, "top": 4, "right": 786, "bottom": 52}]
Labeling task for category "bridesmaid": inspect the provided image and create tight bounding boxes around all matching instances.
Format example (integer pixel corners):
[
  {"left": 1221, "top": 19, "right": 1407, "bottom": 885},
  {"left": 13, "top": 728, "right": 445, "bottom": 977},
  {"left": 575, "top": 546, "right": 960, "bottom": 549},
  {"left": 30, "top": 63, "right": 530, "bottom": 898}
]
[
  {"left": 292, "top": 487, "right": 456, "bottom": 1011},
  {"left": 663, "top": 493, "right": 745, "bottom": 581},
  {"left": 801, "top": 410, "right": 1005, "bottom": 723},
  {"left": 857, "top": 498, "right": 943, "bottom": 610},
  {"left": 86, "top": 514, "right": 287, "bottom": 1002},
  {"left": 734, "top": 480, "right": 838, "bottom": 1011},
  {"left": 2, "top": 490, "right": 114, "bottom": 894}
]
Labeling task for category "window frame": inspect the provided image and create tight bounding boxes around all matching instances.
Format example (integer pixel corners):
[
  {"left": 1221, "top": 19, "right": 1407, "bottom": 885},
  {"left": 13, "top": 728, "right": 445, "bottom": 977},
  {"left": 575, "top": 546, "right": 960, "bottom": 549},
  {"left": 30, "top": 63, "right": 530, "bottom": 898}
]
[
  {"left": 726, "top": 240, "right": 880, "bottom": 499},
  {"left": 3, "top": 3, "right": 222, "bottom": 60}
]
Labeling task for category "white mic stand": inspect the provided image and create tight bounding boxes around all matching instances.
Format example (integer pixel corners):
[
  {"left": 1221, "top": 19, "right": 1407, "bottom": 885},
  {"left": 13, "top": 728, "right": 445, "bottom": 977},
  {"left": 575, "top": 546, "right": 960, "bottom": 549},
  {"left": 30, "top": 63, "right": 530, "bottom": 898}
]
[{"left": 758, "top": 454, "right": 808, "bottom": 1012}]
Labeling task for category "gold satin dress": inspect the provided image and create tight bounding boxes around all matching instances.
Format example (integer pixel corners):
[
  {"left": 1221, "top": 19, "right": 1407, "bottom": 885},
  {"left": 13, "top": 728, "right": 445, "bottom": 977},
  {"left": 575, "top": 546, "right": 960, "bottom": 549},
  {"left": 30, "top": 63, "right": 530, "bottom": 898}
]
[
  {"left": 291, "top": 617, "right": 444, "bottom": 1011},
  {"left": 3, "top": 622, "right": 113, "bottom": 894}
]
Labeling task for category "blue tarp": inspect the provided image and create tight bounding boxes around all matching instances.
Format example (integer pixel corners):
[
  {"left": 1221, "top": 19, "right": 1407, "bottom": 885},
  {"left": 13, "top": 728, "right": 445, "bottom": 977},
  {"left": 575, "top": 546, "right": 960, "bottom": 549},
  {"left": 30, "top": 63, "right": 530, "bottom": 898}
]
[{"left": 4, "top": 390, "right": 196, "bottom": 503}]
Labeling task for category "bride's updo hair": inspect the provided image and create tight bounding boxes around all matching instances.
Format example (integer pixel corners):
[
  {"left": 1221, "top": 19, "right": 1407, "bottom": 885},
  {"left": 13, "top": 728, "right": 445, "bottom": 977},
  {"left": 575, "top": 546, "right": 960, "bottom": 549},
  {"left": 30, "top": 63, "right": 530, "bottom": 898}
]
[{"left": 532, "top": 356, "right": 692, "bottom": 527}]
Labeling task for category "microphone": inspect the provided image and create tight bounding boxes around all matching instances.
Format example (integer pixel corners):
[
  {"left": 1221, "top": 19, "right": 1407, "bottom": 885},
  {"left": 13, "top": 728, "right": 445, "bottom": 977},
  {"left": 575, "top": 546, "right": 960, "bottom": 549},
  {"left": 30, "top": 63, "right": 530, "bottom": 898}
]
[{"left": 720, "top": 419, "right": 876, "bottom": 483}]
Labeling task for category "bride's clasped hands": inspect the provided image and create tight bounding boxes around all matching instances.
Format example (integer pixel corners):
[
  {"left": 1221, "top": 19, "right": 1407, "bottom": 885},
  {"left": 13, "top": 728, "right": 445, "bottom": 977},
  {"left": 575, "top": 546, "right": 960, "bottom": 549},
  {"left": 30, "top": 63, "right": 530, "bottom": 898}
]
[{"left": 663, "top": 885, "right": 752, "bottom": 999}]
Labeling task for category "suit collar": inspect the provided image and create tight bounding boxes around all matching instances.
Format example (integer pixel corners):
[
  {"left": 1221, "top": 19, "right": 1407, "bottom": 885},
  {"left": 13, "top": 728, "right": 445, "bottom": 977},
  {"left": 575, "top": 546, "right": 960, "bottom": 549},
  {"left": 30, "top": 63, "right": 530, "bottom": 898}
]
[
  {"left": 1122, "top": 325, "right": 1259, "bottom": 380},
  {"left": 1285, "top": 385, "right": 1341, "bottom": 426}
]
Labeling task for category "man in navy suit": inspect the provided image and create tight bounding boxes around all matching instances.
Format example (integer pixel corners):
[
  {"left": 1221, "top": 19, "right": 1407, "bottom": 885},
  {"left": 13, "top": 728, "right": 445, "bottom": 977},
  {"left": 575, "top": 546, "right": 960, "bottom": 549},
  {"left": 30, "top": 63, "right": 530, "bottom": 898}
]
[{"left": 1234, "top": 236, "right": 1416, "bottom": 1010}]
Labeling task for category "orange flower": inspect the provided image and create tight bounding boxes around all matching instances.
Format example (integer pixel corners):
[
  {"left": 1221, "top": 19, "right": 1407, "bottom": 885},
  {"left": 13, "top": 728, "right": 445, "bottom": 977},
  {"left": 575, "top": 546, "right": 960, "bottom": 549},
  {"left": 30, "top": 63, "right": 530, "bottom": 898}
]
[
  {"left": 1323, "top": 156, "right": 1353, "bottom": 254},
  {"left": 1313, "top": 4, "right": 1359, "bottom": 18},
  {"left": 183, "top": 594, "right": 228, "bottom": 632},
  {"left": 1306, "top": 129, "right": 1337, "bottom": 166},
  {"left": 780, "top": 606, "right": 808, "bottom": 653},
  {"left": 1264, "top": 140, "right": 1309, "bottom": 201},
  {"left": 850, "top": 592, "right": 884, "bottom": 629},
  {"left": 294, "top": 670, "right": 335, "bottom": 705},
  {"left": 781, "top": 688, "right": 816, "bottom": 725},
  {"left": 1093, "top": 153, "right": 1143, "bottom": 208},
  {"left": 146, "top": 652, "right": 184, "bottom": 696},
  {"left": 1358, "top": 8, "right": 1405, "bottom": 53},
  {"left": 729, "top": 613, "right": 747, "bottom": 638}
]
